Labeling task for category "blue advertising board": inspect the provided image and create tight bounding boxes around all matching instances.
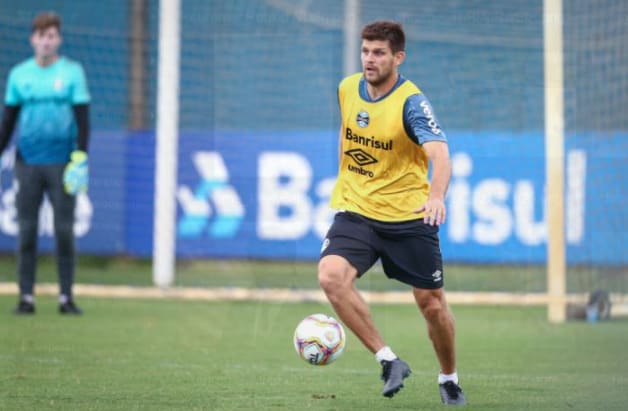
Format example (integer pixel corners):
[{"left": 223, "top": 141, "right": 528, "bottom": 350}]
[
  {"left": 130, "top": 130, "right": 628, "bottom": 265},
  {"left": 0, "top": 131, "right": 127, "bottom": 255},
  {"left": 0, "top": 129, "right": 625, "bottom": 265}
]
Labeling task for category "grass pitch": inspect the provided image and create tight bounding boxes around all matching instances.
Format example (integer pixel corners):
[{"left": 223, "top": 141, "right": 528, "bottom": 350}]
[
  {"left": 2, "top": 295, "right": 627, "bottom": 410},
  {"left": 1, "top": 255, "right": 624, "bottom": 293}
]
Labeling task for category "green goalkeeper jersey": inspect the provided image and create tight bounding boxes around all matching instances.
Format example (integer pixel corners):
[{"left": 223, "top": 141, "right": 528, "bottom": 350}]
[{"left": 4, "top": 56, "right": 90, "bottom": 164}]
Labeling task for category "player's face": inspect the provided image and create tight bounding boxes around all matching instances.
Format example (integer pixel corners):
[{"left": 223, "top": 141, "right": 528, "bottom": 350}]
[
  {"left": 31, "top": 27, "right": 62, "bottom": 60},
  {"left": 361, "top": 40, "right": 404, "bottom": 87}
]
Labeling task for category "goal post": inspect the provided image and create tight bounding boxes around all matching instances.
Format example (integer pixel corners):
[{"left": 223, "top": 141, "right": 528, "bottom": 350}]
[
  {"left": 544, "top": 0, "right": 567, "bottom": 323},
  {"left": 343, "top": 0, "right": 360, "bottom": 77},
  {"left": 152, "top": 0, "right": 181, "bottom": 288},
  {"left": 137, "top": 0, "right": 626, "bottom": 316}
]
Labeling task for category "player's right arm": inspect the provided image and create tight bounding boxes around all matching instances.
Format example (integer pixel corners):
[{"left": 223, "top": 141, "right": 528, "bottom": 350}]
[
  {"left": 336, "top": 84, "right": 344, "bottom": 165},
  {"left": 0, "top": 68, "right": 21, "bottom": 155},
  {"left": 338, "top": 125, "right": 343, "bottom": 164},
  {"left": 0, "top": 105, "right": 20, "bottom": 154}
]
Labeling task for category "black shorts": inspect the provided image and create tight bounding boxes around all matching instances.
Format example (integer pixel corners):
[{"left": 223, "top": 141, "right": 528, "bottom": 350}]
[{"left": 320, "top": 211, "right": 444, "bottom": 289}]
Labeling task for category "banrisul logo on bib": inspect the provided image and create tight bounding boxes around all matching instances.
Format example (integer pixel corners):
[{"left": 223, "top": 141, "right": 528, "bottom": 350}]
[{"left": 177, "top": 151, "right": 244, "bottom": 238}]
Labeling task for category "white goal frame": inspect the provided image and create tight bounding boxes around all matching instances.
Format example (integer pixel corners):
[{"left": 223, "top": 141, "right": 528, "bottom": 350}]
[
  {"left": 544, "top": 0, "right": 567, "bottom": 323},
  {"left": 149, "top": 0, "right": 578, "bottom": 323}
]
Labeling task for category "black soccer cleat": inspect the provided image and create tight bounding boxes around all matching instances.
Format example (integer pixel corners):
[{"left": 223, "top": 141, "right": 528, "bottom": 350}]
[
  {"left": 13, "top": 300, "right": 35, "bottom": 315},
  {"left": 439, "top": 380, "right": 466, "bottom": 405},
  {"left": 380, "top": 358, "right": 412, "bottom": 398},
  {"left": 59, "top": 300, "right": 83, "bottom": 315}
]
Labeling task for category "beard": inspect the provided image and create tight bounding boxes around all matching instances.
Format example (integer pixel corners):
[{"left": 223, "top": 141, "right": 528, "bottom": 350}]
[{"left": 363, "top": 66, "right": 394, "bottom": 88}]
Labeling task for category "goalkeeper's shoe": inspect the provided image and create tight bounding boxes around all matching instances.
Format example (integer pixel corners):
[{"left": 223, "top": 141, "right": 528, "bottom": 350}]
[
  {"left": 59, "top": 300, "right": 83, "bottom": 315},
  {"left": 439, "top": 381, "right": 466, "bottom": 405},
  {"left": 13, "top": 300, "right": 35, "bottom": 315},
  {"left": 380, "top": 358, "right": 412, "bottom": 398}
]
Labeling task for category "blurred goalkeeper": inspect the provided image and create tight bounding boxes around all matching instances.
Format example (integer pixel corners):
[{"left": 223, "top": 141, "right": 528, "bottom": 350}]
[
  {"left": 319, "top": 21, "right": 465, "bottom": 405},
  {"left": 0, "top": 12, "right": 90, "bottom": 315}
]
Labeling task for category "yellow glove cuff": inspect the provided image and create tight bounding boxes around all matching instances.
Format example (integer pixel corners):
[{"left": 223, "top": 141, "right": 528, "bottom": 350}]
[{"left": 70, "top": 150, "right": 88, "bottom": 163}]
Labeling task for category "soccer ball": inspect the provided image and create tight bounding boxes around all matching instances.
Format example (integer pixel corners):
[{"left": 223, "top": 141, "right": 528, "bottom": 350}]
[{"left": 293, "top": 313, "right": 346, "bottom": 366}]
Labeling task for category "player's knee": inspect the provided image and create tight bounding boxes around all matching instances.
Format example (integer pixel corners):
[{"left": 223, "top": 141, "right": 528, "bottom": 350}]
[
  {"left": 18, "top": 237, "right": 37, "bottom": 253},
  {"left": 318, "top": 257, "right": 352, "bottom": 294},
  {"left": 317, "top": 265, "right": 341, "bottom": 293},
  {"left": 421, "top": 301, "right": 444, "bottom": 322},
  {"left": 416, "top": 291, "right": 446, "bottom": 321},
  {"left": 54, "top": 222, "right": 73, "bottom": 239},
  {"left": 18, "top": 224, "right": 38, "bottom": 251}
]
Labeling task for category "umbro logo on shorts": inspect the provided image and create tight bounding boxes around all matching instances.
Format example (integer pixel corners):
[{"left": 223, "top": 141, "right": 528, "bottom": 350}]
[{"left": 432, "top": 270, "right": 442, "bottom": 282}]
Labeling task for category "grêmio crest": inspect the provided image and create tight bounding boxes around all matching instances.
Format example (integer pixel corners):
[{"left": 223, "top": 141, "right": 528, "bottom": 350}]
[{"left": 356, "top": 110, "right": 369, "bottom": 128}]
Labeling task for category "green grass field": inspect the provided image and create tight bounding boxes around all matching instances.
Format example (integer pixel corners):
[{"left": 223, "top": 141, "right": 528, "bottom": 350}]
[
  {"left": 2, "top": 295, "right": 628, "bottom": 410},
  {"left": 0, "top": 255, "right": 624, "bottom": 293},
  {"left": 1, "top": 255, "right": 627, "bottom": 409}
]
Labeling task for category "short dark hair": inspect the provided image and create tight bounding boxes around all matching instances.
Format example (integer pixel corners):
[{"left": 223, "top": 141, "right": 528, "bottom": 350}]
[
  {"left": 361, "top": 21, "right": 405, "bottom": 54},
  {"left": 32, "top": 12, "right": 61, "bottom": 34}
]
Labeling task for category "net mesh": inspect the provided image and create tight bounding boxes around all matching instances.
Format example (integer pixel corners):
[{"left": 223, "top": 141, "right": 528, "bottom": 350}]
[
  {"left": 0, "top": 0, "right": 625, "bottom": 299},
  {"left": 562, "top": 0, "right": 628, "bottom": 295}
]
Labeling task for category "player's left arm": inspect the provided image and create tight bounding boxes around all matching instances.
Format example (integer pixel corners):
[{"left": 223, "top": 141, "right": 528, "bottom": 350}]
[
  {"left": 72, "top": 104, "right": 90, "bottom": 152},
  {"left": 418, "top": 141, "right": 451, "bottom": 226},
  {"left": 71, "top": 62, "right": 91, "bottom": 153},
  {"left": 403, "top": 93, "right": 451, "bottom": 225},
  {"left": 64, "top": 63, "right": 91, "bottom": 194}
]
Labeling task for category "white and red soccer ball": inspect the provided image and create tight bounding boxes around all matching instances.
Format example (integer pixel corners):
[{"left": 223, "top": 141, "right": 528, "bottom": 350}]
[{"left": 293, "top": 313, "right": 346, "bottom": 366}]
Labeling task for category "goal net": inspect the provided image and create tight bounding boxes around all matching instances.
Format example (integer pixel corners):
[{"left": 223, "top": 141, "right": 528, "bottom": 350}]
[{"left": 0, "top": 1, "right": 625, "bottom": 317}]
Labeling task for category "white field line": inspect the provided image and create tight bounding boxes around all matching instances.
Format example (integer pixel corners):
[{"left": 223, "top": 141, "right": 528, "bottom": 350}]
[{"left": 3, "top": 281, "right": 628, "bottom": 307}]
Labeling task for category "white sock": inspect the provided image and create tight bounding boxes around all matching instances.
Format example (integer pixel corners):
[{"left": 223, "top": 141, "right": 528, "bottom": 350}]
[
  {"left": 59, "top": 294, "right": 69, "bottom": 304},
  {"left": 438, "top": 371, "right": 459, "bottom": 384},
  {"left": 375, "top": 346, "right": 398, "bottom": 363},
  {"left": 21, "top": 294, "right": 34, "bottom": 303}
]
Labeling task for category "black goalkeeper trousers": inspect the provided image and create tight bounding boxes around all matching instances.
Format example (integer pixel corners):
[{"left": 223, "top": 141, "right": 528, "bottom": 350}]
[{"left": 14, "top": 159, "right": 76, "bottom": 298}]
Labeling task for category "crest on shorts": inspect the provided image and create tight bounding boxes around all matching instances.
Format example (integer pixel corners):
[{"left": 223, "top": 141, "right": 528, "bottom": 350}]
[{"left": 321, "top": 238, "right": 330, "bottom": 253}]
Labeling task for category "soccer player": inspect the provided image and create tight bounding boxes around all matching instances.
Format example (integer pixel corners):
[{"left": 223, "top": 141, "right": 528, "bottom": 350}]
[
  {"left": 0, "top": 12, "right": 91, "bottom": 315},
  {"left": 319, "top": 21, "right": 466, "bottom": 405}
]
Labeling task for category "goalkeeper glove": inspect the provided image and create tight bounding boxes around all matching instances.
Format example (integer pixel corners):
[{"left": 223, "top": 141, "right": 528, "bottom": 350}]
[{"left": 63, "top": 150, "right": 88, "bottom": 195}]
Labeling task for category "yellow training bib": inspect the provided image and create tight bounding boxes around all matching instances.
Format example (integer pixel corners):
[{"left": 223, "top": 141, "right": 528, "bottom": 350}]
[{"left": 330, "top": 73, "right": 430, "bottom": 221}]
